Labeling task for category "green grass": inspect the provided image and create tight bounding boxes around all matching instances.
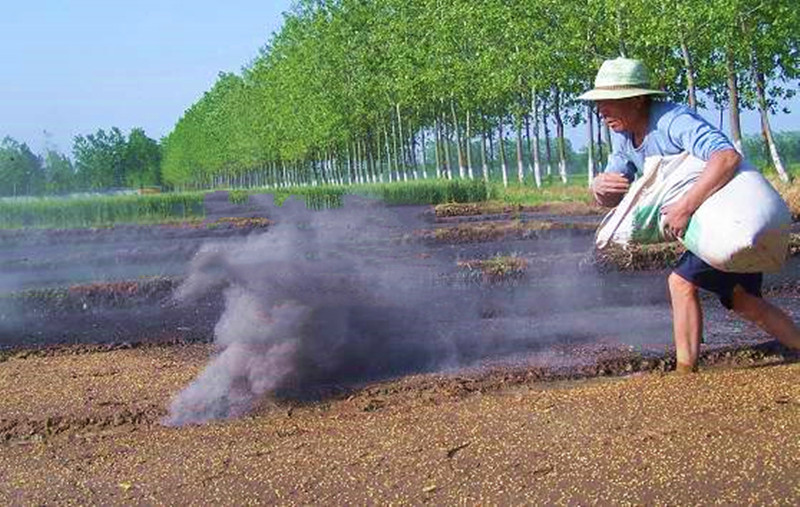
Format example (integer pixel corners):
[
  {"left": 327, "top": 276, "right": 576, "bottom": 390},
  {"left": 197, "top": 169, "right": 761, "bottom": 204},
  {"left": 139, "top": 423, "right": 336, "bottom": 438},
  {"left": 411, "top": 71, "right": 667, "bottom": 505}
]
[
  {"left": 276, "top": 177, "right": 588, "bottom": 208},
  {"left": 361, "top": 178, "right": 490, "bottom": 205},
  {"left": 252, "top": 178, "right": 491, "bottom": 209},
  {"left": 228, "top": 189, "right": 250, "bottom": 205},
  {"left": 0, "top": 193, "right": 205, "bottom": 229},
  {"left": 0, "top": 176, "right": 593, "bottom": 229},
  {"left": 493, "top": 181, "right": 593, "bottom": 207}
]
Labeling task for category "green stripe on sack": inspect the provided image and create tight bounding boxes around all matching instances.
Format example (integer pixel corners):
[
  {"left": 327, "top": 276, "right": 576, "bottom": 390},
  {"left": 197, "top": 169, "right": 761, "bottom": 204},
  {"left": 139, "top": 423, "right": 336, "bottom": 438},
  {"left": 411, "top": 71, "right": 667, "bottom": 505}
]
[
  {"left": 682, "top": 218, "right": 701, "bottom": 252},
  {"left": 631, "top": 204, "right": 663, "bottom": 244}
]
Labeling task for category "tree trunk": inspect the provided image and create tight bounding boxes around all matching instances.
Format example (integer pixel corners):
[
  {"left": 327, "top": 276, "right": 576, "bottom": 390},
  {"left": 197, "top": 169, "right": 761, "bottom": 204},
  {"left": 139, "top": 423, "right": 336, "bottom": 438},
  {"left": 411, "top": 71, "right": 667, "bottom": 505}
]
[
  {"left": 595, "top": 109, "right": 604, "bottom": 167},
  {"left": 442, "top": 112, "right": 453, "bottom": 180},
  {"left": 530, "top": 89, "right": 542, "bottom": 188},
  {"left": 391, "top": 115, "right": 400, "bottom": 182},
  {"left": 680, "top": 32, "right": 697, "bottom": 110},
  {"left": 434, "top": 119, "right": 442, "bottom": 179},
  {"left": 281, "top": 160, "right": 287, "bottom": 188},
  {"left": 543, "top": 106, "right": 553, "bottom": 178},
  {"left": 751, "top": 51, "right": 789, "bottom": 182},
  {"left": 409, "top": 121, "right": 419, "bottom": 180},
  {"left": 498, "top": 121, "right": 508, "bottom": 188},
  {"left": 396, "top": 103, "right": 408, "bottom": 181},
  {"left": 480, "top": 120, "right": 489, "bottom": 185},
  {"left": 524, "top": 113, "right": 532, "bottom": 182},
  {"left": 344, "top": 145, "right": 350, "bottom": 185},
  {"left": 450, "top": 100, "right": 465, "bottom": 178},
  {"left": 356, "top": 140, "right": 364, "bottom": 184},
  {"left": 466, "top": 111, "right": 473, "bottom": 179},
  {"left": 329, "top": 150, "right": 336, "bottom": 185},
  {"left": 726, "top": 47, "right": 745, "bottom": 156},
  {"left": 586, "top": 103, "right": 595, "bottom": 187},
  {"left": 383, "top": 128, "right": 393, "bottom": 182},
  {"left": 354, "top": 140, "right": 362, "bottom": 185},
  {"left": 515, "top": 116, "right": 525, "bottom": 184},
  {"left": 616, "top": 5, "right": 627, "bottom": 57},
  {"left": 367, "top": 137, "right": 376, "bottom": 183},
  {"left": 603, "top": 123, "right": 612, "bottom": 165},
  {"left": 421, "top": 128, "right": 428, "bottom": 178},
  {"left": 553, "top": 88, "right": 568, "bottom": 183},
  {"left": 487, "top": 121, "right": 494, "bottom": 162}
]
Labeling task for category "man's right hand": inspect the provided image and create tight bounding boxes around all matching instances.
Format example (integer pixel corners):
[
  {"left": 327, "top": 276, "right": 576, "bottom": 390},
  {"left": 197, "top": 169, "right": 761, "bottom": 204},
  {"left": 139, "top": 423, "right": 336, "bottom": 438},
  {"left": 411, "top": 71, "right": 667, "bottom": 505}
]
[{"left": 591, "top": 173, "right": 630, "bottom": 207}]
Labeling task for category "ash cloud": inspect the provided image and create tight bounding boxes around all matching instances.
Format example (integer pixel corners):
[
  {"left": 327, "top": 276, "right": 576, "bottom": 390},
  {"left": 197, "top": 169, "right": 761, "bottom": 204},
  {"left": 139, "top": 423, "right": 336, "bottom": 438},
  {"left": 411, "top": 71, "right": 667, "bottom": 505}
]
[{"left": 165, "top": 195, "right": 671, "bottom": 426}]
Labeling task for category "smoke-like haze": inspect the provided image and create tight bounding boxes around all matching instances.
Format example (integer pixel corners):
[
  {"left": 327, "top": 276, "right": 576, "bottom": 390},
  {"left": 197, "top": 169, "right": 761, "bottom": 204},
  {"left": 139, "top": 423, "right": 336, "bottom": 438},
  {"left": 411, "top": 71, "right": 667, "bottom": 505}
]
[{"left": 164, "top": 195, "right": 671, "bottom": 426}]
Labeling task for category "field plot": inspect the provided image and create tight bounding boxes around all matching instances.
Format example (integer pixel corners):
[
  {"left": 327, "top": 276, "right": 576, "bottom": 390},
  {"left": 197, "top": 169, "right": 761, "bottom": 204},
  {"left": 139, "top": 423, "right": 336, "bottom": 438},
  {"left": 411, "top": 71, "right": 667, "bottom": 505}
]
[{"left": 2, "top": 192, "right": 799, "bottom": 502}]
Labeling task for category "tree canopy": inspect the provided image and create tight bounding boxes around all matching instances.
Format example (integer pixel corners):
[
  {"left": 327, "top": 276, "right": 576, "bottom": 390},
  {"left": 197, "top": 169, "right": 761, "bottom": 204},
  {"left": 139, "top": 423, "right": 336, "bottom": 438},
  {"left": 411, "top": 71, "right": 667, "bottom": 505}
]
[{"left": 135, "top": 2, "right": 800, "bottom": 187}]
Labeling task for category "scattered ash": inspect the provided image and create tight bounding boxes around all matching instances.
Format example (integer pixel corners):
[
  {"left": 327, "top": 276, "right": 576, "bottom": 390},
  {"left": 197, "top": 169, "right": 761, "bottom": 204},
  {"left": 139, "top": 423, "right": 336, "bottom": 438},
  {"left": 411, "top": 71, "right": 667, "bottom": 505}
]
[
  {"left": 164, "top": 196, "right": 643, "bottom": 426},
  {"left": 165, "top": 196, "right": 458, "bottom": 425}
]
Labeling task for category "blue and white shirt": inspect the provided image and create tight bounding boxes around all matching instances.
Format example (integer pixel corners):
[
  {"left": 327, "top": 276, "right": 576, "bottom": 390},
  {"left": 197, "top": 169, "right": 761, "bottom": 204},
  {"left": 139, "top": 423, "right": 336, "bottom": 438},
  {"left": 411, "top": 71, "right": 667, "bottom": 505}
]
[{"left": 605, "top": 101, "right": 735, "bottom": 181}]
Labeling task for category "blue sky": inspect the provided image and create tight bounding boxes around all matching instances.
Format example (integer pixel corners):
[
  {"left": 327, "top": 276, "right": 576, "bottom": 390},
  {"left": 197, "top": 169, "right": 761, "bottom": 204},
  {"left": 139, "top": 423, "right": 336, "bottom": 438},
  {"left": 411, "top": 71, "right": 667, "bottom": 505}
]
[
  {"left": 1, "top": 0, "right": 293, "bottom": 153},
  {"left": 1, "top": 1, "right": 797, "bottom": 156}
]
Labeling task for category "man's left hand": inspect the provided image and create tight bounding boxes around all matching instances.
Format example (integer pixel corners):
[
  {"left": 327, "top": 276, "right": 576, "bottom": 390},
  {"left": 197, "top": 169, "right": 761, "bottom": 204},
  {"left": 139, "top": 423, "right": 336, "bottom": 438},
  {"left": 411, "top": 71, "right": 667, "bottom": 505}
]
[{"left": 661, "top": 200, "right": 693, "bottom": 240}]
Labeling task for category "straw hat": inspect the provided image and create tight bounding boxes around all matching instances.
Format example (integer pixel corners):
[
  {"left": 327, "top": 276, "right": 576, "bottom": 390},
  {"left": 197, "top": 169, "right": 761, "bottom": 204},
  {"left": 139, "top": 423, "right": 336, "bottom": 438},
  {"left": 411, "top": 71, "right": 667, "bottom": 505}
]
[{"left": 578, "top": 57, "right": 667, "bottom": 101}]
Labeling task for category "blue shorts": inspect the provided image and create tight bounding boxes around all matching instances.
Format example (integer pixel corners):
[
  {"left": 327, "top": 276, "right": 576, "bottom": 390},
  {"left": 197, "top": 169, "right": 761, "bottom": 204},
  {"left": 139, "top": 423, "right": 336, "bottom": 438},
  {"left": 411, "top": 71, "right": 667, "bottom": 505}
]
[{"left": 673, "top": 251, "right": 763, "bottom": 310}]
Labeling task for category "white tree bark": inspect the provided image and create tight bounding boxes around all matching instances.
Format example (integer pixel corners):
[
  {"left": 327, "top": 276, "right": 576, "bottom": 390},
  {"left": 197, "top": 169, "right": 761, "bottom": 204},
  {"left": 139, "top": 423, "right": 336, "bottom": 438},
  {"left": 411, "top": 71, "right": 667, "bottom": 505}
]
[
  {"left": 530, "top": 89, "right": 542, "bottom": 188},
  {"left": 752, "top": 55, "right": 789, "bottom": 182},
  {"left": 498, "top": 122, "right": 508, "bottom": 188},
  {"left": 586, "top": 104, "right": 595, "bottom": 187},
  {"left": 466, "top": 111, "right": 474, "bottom": 180}
]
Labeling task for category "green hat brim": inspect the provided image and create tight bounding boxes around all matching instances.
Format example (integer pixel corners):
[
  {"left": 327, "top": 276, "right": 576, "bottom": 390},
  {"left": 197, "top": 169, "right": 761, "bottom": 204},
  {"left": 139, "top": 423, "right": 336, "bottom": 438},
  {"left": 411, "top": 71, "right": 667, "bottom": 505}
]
[{"left": 577, "top": 88, "right": 667, "bottom": 101}]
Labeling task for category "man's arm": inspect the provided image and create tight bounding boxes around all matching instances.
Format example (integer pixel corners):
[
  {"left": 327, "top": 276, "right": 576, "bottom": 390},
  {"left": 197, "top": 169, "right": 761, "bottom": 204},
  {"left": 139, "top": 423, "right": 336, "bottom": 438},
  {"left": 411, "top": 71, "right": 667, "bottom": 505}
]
[{"left": 661, "top": 148, "right": 741, "bottom": 238}]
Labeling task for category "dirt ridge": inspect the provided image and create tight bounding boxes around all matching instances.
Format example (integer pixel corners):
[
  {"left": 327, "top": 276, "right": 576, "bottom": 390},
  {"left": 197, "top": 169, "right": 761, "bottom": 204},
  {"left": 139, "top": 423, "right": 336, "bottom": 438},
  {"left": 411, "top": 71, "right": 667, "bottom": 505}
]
[
  {"left": 1, "top": 405, "right": 165, "bottom": 445},
  {"left": 2, "top": 341, "right": 795, "bottom": 446}
]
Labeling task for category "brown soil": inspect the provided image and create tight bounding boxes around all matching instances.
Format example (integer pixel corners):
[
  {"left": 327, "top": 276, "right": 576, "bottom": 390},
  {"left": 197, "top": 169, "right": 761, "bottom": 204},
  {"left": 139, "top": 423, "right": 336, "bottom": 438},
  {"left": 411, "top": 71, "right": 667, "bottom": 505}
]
[{"left": 1, "top": 345, "right": 798, "bottom": 504}]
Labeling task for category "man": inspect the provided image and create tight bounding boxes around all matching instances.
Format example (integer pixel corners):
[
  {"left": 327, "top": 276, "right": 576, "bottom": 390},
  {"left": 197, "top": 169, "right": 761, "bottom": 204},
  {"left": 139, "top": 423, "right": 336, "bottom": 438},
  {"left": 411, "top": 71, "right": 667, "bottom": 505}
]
[{"left": 580, "top": 57, "right": 800, "bottom": 373}]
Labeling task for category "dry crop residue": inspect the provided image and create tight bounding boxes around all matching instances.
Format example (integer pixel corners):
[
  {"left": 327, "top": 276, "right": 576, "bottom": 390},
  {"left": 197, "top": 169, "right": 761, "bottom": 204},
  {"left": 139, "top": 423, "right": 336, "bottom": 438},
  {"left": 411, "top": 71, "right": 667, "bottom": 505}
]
[
  {"left": 0, "top": 345, "right": 207, "bottom": 443},
  {"left": 418, "top": 220, "right": 596, "bottom": 244},
  {"left": 1, "top": 345, "right": 799, "bottom": 504},
  {"left": 434, "top": 201, "right": 603, "bottom": 218},
  {"left": 457, "top": 256, "right": 529, "bottom": 283}
]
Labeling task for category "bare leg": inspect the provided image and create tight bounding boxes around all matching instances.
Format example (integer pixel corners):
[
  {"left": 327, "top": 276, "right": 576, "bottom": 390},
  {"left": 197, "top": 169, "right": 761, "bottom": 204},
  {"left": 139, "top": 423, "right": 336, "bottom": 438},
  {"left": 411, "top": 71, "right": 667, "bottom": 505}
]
[
  {"left": 731, "top": 286, "right": 800, "bottom": 350},
  {"left": 668, "top": 272, "right": 703, "bottom": 371}
]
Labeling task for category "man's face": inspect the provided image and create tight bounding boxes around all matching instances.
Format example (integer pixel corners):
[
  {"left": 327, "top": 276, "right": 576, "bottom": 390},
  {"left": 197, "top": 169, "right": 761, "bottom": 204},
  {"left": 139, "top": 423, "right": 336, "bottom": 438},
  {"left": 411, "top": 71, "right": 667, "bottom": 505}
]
[{"left": 596, "top": 97, "right": 645, "bottom": 133}]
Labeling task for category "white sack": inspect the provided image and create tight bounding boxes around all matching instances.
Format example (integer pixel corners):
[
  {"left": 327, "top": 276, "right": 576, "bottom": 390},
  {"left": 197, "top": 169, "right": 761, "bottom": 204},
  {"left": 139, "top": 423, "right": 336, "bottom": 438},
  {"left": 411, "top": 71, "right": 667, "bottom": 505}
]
[{"left": 596, "top": 152, "right": 791, "bottom": 273}]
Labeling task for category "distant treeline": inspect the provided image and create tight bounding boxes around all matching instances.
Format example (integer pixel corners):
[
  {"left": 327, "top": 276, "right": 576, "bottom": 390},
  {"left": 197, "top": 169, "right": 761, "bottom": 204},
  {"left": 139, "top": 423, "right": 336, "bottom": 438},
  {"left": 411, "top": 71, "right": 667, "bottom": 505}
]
[
  {"left": 2, "top": 128, "right": 800, "bottom": 198},
  {"left": 161, "top": 0, "right": 799, "bottom": 189},
  {"left": 0, "top": 128, "right": 160, "bottom": 197}
]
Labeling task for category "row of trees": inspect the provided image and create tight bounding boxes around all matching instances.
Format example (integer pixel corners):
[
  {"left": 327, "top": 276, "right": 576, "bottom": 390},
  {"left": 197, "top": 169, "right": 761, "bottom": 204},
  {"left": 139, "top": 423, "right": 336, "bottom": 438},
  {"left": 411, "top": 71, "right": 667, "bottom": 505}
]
[
  {"left": 162, "top": 0, "right": 799, "bottom": 190},
  {"left": 0, "top": 128, "right": 161, "bottom": 197}
]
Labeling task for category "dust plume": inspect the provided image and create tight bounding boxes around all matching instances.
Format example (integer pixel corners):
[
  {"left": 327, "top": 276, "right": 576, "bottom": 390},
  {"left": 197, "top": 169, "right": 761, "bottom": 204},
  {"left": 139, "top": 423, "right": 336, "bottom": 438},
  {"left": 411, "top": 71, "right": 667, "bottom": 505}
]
[{"left": 164, "top": 195, "right": 671, "bottom": 426}]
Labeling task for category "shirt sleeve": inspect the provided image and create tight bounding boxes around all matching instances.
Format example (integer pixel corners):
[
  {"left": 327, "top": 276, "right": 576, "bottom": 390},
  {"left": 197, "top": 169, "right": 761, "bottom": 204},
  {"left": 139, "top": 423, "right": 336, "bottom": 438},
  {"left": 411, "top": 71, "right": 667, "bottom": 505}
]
[
  {"left": 603, "top": 131, "right": 638, "bottom": 182},
  {"left": 604, "top": 151, "right": 638, "bottom": 182},
  {"left": 665, "top": 107, "right": 735, "bottom": 160}
]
